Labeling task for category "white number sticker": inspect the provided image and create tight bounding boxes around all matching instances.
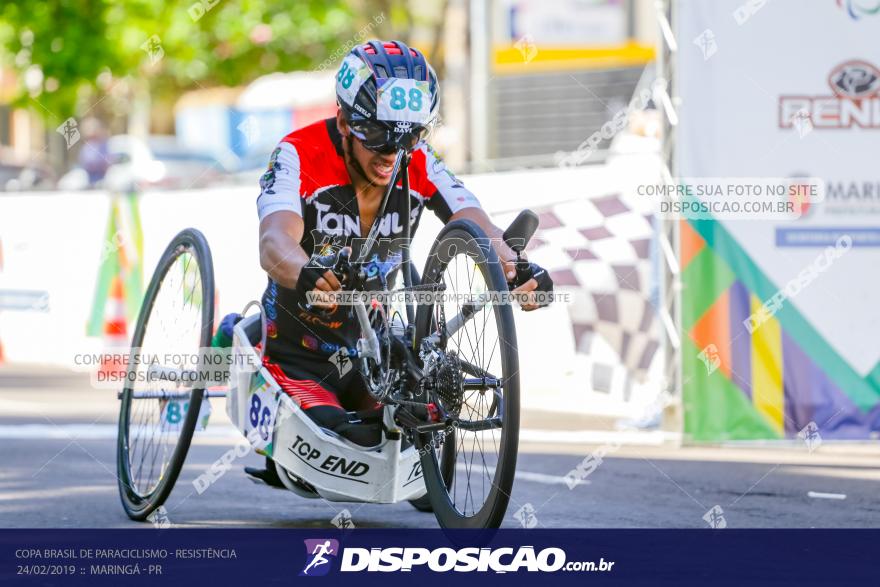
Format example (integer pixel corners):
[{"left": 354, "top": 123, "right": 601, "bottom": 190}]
[
  {"left": 160, "top": 397, "right": 212, "bottom": 432},
  {"left": 244, "top": 371, "right": 281, "bottom": 453},
  {"left": 376, "top": 78, "right": 431, "bottom": 123},
  {"left": 336, "top": 54, "right": 373, "bottom": 107}
]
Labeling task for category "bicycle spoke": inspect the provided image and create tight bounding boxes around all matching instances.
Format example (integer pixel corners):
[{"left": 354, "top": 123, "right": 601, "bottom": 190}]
[{"left": 430, "top": 249, "right": 505, "bottom": 518}]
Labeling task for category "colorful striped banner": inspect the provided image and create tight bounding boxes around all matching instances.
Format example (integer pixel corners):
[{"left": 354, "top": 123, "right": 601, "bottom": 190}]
[{"left": 682, "top": 219, "right": 880, "bottom": 440}]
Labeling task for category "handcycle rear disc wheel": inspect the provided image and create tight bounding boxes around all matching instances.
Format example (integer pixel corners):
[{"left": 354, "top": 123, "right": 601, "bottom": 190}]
[
  {"left": 414, "top": 219, "right": 520, "bottom": 529},
  {"left": 116, "top": 228, "right": 214, "bottom": 520}
]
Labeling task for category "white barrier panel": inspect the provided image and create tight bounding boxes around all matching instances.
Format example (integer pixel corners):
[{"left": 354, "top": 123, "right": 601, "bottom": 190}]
[{"left": 0, "top": 193, "right": 110, "bottom": 364}]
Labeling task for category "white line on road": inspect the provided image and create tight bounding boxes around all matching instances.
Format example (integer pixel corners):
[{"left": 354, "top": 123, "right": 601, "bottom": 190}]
[
  {"left": 454, "top": 464, "right": 588, "bottom": 487},
  {"left": 515, "top": 470, "right": 589, "bottom": 486},
  {"left": 807, "top": 491, "right": 846, "bottom": 500}
]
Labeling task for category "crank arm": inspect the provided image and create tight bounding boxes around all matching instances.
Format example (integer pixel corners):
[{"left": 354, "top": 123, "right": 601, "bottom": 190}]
[
  {"left": 450, "top": 416, "right": 502, "bottom": 432},
  {"left": 412, "top": 421, "right": 452, "bottom": 433}
]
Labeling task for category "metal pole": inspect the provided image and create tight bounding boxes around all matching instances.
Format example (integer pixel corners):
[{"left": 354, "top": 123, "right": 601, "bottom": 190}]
[
  {"left": 655, "top": 0, "right": 683, "bottom": 443},
  {"left": 468, "top": 0, "right": 491, "bottom": 170}
]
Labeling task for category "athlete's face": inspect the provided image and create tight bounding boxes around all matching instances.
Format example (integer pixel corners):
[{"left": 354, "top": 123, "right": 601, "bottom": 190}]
[{"left": 337, "top": 111, "right": 397, "bottom": 186}]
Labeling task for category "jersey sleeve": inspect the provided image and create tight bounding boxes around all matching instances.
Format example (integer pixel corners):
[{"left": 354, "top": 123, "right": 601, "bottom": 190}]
[
  {"left": 256, "top": 141, "right": 303, "bottom": 221},
  {"left": 415, "top": 144, "right": 481, "bottom": 222}
]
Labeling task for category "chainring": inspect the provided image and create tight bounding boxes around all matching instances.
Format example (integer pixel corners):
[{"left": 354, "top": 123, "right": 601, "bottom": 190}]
[{"left": 361, "top": 301, "right": 393, "bottom": 400}]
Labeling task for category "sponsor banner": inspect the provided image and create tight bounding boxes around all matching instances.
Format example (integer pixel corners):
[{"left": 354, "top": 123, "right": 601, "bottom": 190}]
[
  {"left": 776, "top": 227, "right": 880, "bottom": 247},
  {"left": 1, "top": 529, "right": 877, "bottom": 585},
  {"left": 676, "top": 0, "right": 880, "bottom": 440}
]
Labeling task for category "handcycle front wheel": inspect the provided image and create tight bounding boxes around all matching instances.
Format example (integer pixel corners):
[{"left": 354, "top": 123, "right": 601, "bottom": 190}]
[
  {"left": 116, "top": 228, "right": 214, "bottom": 520},
  {"left": 414, "top": 219, "right": 520, "bottom": 529}
]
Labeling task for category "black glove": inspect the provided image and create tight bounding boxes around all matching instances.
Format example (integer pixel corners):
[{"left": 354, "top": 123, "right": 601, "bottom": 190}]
[
  {"left": 296, "top": 252, "right": 338, "bottom": 295},
  {"left": 509, "top": 261, "right": 554, "bottom": 308}
]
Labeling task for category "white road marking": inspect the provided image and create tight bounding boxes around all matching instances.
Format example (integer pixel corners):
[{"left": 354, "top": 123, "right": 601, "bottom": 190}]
[
  {"left": 454, "top": 464, "right": 588, "bottom": 487},
  {"left": 807, "top": 491, "right": 846, "bottom": 500},
  {"left": 515, "top": 470, "right": 589, "bottom": 486}
]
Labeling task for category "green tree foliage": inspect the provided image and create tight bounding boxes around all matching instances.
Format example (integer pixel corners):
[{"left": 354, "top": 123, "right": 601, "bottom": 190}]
[{"left": 0, "top": 0, "right": 408, "bottom": 121}]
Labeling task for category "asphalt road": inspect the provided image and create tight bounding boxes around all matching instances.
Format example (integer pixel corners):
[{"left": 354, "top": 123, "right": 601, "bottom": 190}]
[{"left": 2, "top": 366, "right": 879, "bottom": 529}]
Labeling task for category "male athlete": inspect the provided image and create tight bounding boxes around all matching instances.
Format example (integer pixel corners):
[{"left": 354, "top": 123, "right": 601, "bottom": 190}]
[{"left": 251, "top": 41, "right": 553, "bottom": 463}]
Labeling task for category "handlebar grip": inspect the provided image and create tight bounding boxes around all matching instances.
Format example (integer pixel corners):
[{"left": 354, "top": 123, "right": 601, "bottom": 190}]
[
  {"left": 301, "top": 248, "right": 351, "bottom": 315},
  {"left": 514, "top": 258, "right": 532, "bottom": 288},
  {"left": 331, "top": 248, "right": 351, "bottom": 286}
]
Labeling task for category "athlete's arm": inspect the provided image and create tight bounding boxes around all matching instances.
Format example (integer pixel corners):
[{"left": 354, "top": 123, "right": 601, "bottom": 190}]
[
  {"left": 257, "top": 142, "right": 341, "bottom": 294},
  {"left": 259, "top": 211, "right": 302, "bottom": 287},
  {"left": 259, "top": 212, "right": 341, "bottom": 293}
]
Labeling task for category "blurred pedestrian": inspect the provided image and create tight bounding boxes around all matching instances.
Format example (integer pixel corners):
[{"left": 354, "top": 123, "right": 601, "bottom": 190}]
[{"left": 78, "top": 118, "right": 110, "bottom": 187}]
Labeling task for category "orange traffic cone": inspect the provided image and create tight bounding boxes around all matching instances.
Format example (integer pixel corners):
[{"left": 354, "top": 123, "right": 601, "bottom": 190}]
[{"left": 98, "top": 274, "right": 128, "bottom": 380}]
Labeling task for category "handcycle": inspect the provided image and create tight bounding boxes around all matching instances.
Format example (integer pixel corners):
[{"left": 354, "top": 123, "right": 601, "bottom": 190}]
[{"left": 116, "top": 148, "right": 540, "bottom": 529}]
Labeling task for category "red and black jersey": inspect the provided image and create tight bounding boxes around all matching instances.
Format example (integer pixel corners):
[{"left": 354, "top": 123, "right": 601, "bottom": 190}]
[{"left": 256, "top": 118, "right": 481, "bottom": 386}]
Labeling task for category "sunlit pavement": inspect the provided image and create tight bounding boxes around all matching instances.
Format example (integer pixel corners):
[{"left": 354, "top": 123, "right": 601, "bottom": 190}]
[{"left": 1, "top": 366, "right": 878, "bottom": 529}]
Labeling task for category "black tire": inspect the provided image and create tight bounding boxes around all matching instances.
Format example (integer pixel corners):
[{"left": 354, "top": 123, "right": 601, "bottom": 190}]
[
  {"left": 413, "top": 219, "right": 519, "bottom": 529},
  {"left": 408, "top": 493, "right": 433, "bottom": 512},
  {"left": 117, "top": 228, "right": 214, "bottom": 520},
  {"left": 404, "top": 263, "right": 433, "bottom": 515}
]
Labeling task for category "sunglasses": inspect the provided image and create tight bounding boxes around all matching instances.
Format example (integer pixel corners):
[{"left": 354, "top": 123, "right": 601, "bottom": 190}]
[{"left": 349, "top": 120, "right": 429, "bottom": 154}]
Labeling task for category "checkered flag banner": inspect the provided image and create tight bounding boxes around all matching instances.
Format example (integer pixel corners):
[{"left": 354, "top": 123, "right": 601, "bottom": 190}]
[{"left": 496, "top": 193, "right": 659, "bottom": 387}]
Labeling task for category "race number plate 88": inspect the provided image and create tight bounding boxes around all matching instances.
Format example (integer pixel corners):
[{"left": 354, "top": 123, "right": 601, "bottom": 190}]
[
  {"left": 160, "top": 397, "right": 211, "bottom": 432},
  {"left": 246, "top": 372, "right": 281, "bottom": 453},
  {"left": 376, "top": 78, "right": 431, "bottom": 124},
  {"left": 336, "top": 54, "right": 373, "bottom": 107}
]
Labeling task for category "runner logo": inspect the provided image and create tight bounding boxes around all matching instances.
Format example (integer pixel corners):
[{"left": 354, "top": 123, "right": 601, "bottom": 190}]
[
  {"left": 301, "top": 539, "right": 339, "bottom": 576},
  {"left": 341, "top": 546, "right": 568, "bottom": 572},
  {"left": 779, "top": 60, "right": 880, "bottom": 129}
]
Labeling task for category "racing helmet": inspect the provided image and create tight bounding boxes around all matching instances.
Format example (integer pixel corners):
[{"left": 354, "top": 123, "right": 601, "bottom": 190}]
[{"left": 335, "top": 40, "right": 439, "bottom": 154}]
